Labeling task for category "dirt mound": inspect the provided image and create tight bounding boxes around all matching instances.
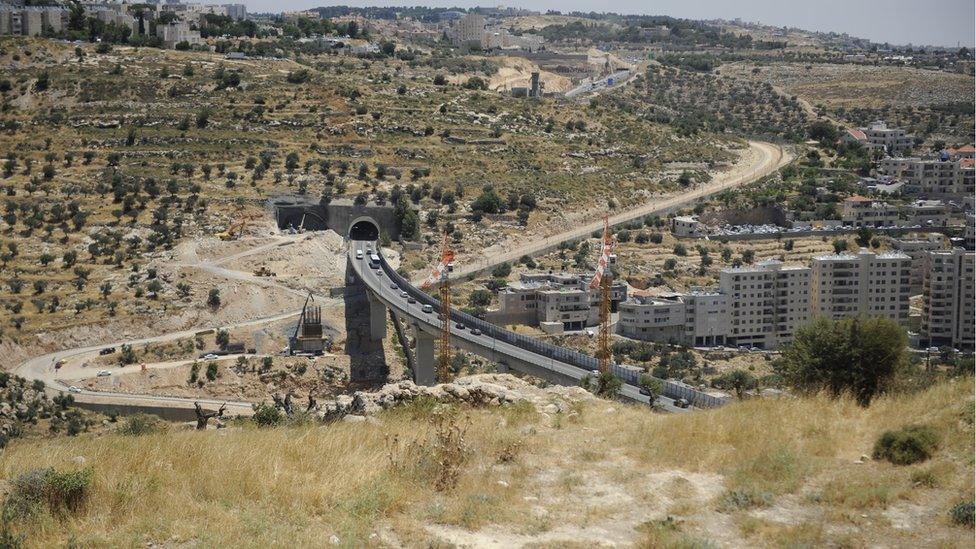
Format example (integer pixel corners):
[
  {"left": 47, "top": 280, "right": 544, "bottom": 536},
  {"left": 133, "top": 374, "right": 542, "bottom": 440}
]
[{"left": 487, "top": 57, "right": 572, "bottom": 93}]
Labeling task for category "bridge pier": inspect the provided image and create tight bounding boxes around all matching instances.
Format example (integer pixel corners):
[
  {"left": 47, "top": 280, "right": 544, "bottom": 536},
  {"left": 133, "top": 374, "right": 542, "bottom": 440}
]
[
  {"left": 368, "top": 292, "right": 387, "bottom": 341},
  {"left": 413, "top": 328, "right": 436, "bottom": 386}
]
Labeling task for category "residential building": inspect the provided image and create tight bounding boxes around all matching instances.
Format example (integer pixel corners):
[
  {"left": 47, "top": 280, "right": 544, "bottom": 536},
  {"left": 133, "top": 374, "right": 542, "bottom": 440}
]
[
  {"left": 0, "top": 6, "right": 64, "bottom": 36},
  {"left": 487, "top": 272, "right": 627, "bottom": 330},
  {"left": 853, "top": 121, "right": 915, "bottom": 155},
  {"left": 639, "top": 25, "right": 671, "bottom": 40},
  {"left": 810, "top": 249, "right": 911, "bottom": 326},
  {"left": 449, "top": 13, "right": 486, "bottom": 48},
  {"left": 840, "top": 195, "right": 900, "bottom": 227},
  {"left": 921, "top": 248, "right": 975, "bottom": 350},
  {"left": 877, "top": 156, "right": 974, "bottom": 198},
  {"left": 157, "top": 20, "right": 202, "bottom": 48},
  {"left": 720, "top": 260, "right": 811, "bottom": 349},
  {"left": 890, "top": 234, "right": 948, "bottom": 292},
  {"left": 670, "top": 215, "right": 703, "bottom": 237},
  {"left": 617, "top": 290, "right": 729, "bottom": 346},
  {"left": 906, "top": 199, "right": 951, "bottom": 227}
]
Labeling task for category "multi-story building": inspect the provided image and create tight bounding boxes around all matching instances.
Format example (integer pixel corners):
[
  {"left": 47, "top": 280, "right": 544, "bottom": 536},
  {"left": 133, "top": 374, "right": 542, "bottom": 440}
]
[
  {"left": 810, "top": 249, "right": 911, "bottom": 326},
  {"left": 487, "top": 272, "right": 627, "bottom": 331},
  {"left": 0, "top": 6, "right": 64, "bottom": 36},
  {"left": 670, "top": 215, "right": 703, "bottom": 237},
  {"left": 877, "top": 156, "right": 974, "bottom": 198},
  {"left": 720, "top": 260, "right": 811, "bottom": 349},
  {"left": 890, "top": 234, "right": 948, "bottom": 292},
  {"left": 906, "top": 199, "right": 951, "bottom": 227},
  {"left": 157, "top": 20, "right": 202, "bottom": 48},
  {"left": 840, "top": 195, "right": 900, "bottom": 227},
  {"left": 617, "top": 290, "right": 729, "bottom": 346},
  {"left": 921, "top": 248, "right": 975, "bottom": 350},
  {"left": 89, "top": 6, "right": 138, "bottom": 36},
  {"left": 450, "top": 13, "right": 486, "bottom": 48},
  {"left": 847, "top": 121, "right": 915, "bottom": 155}
]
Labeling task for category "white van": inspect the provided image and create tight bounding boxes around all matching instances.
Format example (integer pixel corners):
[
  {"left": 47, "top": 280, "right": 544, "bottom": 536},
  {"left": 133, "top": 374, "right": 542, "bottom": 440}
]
[{"left": 355, "top": 249, "right": 363, "bottom": 259}]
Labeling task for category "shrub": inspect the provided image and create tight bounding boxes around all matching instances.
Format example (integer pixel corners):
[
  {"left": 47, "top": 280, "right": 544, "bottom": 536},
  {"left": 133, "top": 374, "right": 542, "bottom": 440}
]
[
  {"left": 119, "top": 414, "right": 163, "bottom": 436},
  {"left": 252, "top": 402, "right": 283, "bottom": 427},
  {"left": 8, "top": 468, "right": 92, "bottom": 515},
  {"left": 718, "top": 488, "right": 772, "bottom": 512},
  {"left": 872, "top": 425, "right": 940, "bottom": 465},
  {"left": 950, "top": 501, "right": 975, "bottom": 527}
]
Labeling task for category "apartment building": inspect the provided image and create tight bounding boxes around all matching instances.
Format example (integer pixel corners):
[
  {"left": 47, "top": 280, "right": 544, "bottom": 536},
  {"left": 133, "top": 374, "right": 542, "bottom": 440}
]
[
  {"left": 720, "top": 260, "right": 811, "bottom": 349},
  {"left": 921, "top": 248, "right": 975, "bottom": 350},
  {"left": 840, "top": 195, "right": 900, "bottom": 227},
  {"left": 0, "top": 6, "right": 64, "bottom": 36},
  {"left": 487, "top": 272, "right": 627, "bottom": 331},
  {"left": 890, "top": 234, "right": 948, "bottom": 292},
  {"left": 617, "top": 290, "right": 729, "bottom": 346},
  {"left": 449, "top": 13, "right": 486, "bottom": 48},
  {"left": 877, "top": 157, "right": 974, "bottom": 198},
  {"left": 906, "top": 199, "right": 952, "bottom": 227},
  {"left": 847, "top": 121, "right": 915, "bottom": 155},
  {"left": 810, "top": 249, "right": 911, "bottom": 326},
  {"left": 157, "top": 20, "right": 202, "bottom": 48}
]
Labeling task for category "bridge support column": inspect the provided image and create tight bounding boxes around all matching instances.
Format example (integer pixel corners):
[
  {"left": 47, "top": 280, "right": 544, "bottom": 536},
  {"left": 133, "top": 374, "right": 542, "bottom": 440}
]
[
  {"left": 414, "top": 329, "right": 436, "bottom": 386},
  {"left": 368, "top": 292, "right": 387, "bottom": 341}
]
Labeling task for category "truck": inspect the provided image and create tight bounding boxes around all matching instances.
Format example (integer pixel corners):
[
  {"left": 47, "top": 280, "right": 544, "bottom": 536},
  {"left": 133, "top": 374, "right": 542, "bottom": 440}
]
[{"left": 368, "top": 253, "right": 381, "bottom": 269}]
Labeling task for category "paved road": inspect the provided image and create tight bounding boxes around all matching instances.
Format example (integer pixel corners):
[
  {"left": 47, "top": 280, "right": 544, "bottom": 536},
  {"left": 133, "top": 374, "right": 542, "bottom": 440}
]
[
  {"left": 441, "top": 140, "right": 790, "bottom": 283},
  {"left": 352, "top": 240, "right": 684, "bottom": 412}
]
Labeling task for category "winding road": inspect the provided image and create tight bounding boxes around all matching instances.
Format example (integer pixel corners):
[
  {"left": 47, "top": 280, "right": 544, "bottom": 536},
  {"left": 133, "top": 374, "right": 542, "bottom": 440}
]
[{"left": 14, "top": 141, "right": 790, "bottom": 416}]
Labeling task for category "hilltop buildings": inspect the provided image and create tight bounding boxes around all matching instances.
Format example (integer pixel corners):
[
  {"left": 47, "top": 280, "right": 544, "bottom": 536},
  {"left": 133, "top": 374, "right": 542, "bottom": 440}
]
[
  {"left": 487, "top": 272, "right": 627, "bottom": 332},
  {"left": 845, "top": 121, "right": 915, "bottom": 155},
  {"left": 0, "top": 5, "right": 64, "bottom": 36},
  {"left": 921, "top": 248, "right": 975, "bottom": 350}
]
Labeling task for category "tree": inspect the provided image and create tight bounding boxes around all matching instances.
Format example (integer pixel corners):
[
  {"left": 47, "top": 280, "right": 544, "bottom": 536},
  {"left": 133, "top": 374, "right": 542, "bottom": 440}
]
[
  {"left": 638, "top": 374, "right": 663, "bottom": 406},
  {"left": 433, "top": 74, "right": 447, "bottom": 86},
  {"left": 207, "top": 288, "right": 221, "bottom": 308},
  {"left": 777, "top": 316, "right": 909, "bottom": 406},
  {"left": 807, "top": 120, "right": 838, "bottom": 142},
  {"left": 194, "top": 401, "right": 226, "bottom": 429},
  {"left": 491, "top": 262, "right": 512, "bottom": 278},
  {"left": 215, "top": 329, "right": 230, "bottom": 350},
  {"left": 206, "top": 361, "right": 218, "bottom": 381},
  {"left": 713, "top": 369, "right": 756, "bottom": 399}
]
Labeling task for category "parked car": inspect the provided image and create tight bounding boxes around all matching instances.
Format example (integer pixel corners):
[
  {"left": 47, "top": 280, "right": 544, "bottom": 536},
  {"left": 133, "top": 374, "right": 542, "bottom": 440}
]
[
  {"left": 68, "top": 386, "right": 81, "bottom": 394},
  {"left": 96, "top": 370, "right": 112, "bottom": 377},
  {"left": 99, "top": 347, "right": 116, "bottom": 356},
  {"left": 422, "top": 304, "right": 433, "bottom": 314},
  {"left": 203, "top": 353, "right": 219, "bottom": 360},
  {"left": 673, "top": 398, "right": 690, "bottom": 408}
]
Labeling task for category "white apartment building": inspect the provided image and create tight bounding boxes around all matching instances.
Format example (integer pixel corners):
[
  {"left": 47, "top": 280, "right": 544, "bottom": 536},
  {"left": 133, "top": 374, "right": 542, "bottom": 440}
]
[
  {"left": 720, "top": 260, "right": 811, "bottom": 349},
  {"left": 840, "top": 195, "right": 900, "bottom": 227},
  {"left": 0, "top": 6, "right": 63, "bottom": 36},
  {"left": 890, "top": 234, "right": 948, "bottom": 292},
  {"left": 921, "top": 248, "right": 975, "bottom": 350},
  {"left": 854, "top": 121, "right": 915, "bottom": 155},
  {"left": 487, "top": 272, "right": 627, "bottom": 331},
  {"left": 810, "top": 249, "right": 911, "bottom": 326},
  {"left": 877, "top": 157, "right": 974, "bottom": 198},
  {"left": 617, "top": 290, "right": 728, "bottom": 347},
  {"left": 906, "top": 200, "right": 952, "bottom": 227}
]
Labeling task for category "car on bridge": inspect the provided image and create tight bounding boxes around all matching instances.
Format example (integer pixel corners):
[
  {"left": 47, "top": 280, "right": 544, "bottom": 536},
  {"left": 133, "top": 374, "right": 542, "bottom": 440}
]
[
  {"left": 422, "top": 304, "right": 433, "bottom": 314},
  {"left": 399, "top": 291, "right": 409, "bottom": 299},
  {"left": 673, "top": 398, "right": 690, "bottom": 408},
  {"left": 471, "top": 328, "right": 482, "bottom": 336}
]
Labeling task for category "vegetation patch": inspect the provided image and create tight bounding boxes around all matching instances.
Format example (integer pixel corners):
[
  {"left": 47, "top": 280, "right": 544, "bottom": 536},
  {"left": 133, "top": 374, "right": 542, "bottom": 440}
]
[{"left": 872, "top": 424, "right": 940, "bottom": 465}]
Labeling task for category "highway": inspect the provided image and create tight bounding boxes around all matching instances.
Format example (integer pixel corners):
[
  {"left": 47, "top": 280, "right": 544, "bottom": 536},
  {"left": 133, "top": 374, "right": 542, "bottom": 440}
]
[
  {"left": 442, "top": 140, "right": 791, "bottom": 283},
  {"left": 351, "top": 240, "right": 699, "bottom": 412}
]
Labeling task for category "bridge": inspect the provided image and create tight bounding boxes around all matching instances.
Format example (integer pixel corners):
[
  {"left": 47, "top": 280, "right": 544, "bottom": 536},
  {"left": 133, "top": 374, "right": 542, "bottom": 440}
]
[{"left": 347, "top": 229, "right": 728, "bottom": 412}]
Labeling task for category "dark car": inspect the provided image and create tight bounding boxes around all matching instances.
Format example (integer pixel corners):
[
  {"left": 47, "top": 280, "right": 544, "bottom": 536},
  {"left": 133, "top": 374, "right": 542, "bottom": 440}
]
[
  {"left": 471, "top": 328, "right": 482, "bottom": 336},
  {"left": 455, "top": 323, "right": 465, "bottom": 330},
  {"left": 638, "top": 386, "right": 652, "bottom": 397},
  {"left": 389, "top": 283, "right": 398, "bottom": 290},
  {"left": 673, "top": 398, "right": 690, "bottom": 409},
  {"left": 99, "top": 347, "right": 116, "bottom": 356}
]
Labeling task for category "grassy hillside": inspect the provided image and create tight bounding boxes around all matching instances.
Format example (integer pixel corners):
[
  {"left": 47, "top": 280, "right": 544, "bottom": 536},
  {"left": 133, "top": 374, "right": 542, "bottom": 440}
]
[{"left": 0, "top": 379, "right": 972, "bottom": 547}]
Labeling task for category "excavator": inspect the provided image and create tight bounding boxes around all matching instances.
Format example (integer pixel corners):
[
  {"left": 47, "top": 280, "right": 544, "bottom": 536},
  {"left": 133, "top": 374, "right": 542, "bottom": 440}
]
[{"left": 216, "top": 215, "right": 252, "bottom": 241}]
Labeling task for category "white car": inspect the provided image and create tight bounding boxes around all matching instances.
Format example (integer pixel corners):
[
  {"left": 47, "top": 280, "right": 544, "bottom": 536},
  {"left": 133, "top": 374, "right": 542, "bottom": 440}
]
[
  {"left": 68, "top": 386, "right": 82, "bottom": 393},
  {"left": 203, "top": 353, "right": 219, "bottom": 360},
  {"left": 96, "top": 370, "right": 112, "bottom": 377}
]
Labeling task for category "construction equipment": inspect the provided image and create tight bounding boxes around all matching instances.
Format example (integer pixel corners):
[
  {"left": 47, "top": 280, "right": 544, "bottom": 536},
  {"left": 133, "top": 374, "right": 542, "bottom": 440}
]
[
  {"left": 217, "top": 215, "right": 253, "bottom": 241},
  {"left": 422, "top": 233, "right": 455, "bottom": 381},
  {"left": 253, "top": 265, "right": 276, "bottom": 277},
  {"left": 589, "top": 214, "right": 615, "bottom": 373},
  {"left": 289, "top": 293, "right": 325, "bottom": 355}
]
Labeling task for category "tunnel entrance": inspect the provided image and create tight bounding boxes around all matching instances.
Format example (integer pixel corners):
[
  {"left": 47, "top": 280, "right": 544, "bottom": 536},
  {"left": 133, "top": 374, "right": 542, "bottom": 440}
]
[
  {"left": 349, "top": 218, "right": 379, "bottom": 240},
  {"left": 280, "top": 210, "right": 328, "bottom": 231}
]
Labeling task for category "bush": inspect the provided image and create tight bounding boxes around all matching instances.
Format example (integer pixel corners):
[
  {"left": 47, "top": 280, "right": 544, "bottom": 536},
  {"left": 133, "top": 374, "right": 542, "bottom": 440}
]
[
  {"left": 718, "top": 488, "right": 772, "bottom": 512},
  {"left": 252, "top": 402, "right": 283, "bottom": 427},
  {"left": 872, "top": 424, "right": 940, "bottom": 465},
  {"left": 119, "top": 414, "right": 163, "bottom": 436},
  {"left": 8, "top": 468, "right": 92, "bottom": 515},
  {"left": 950, "top": 501, "right": 975, "bottom": 528},
  {"left": 491, "top": 262, "right": 512, "bottom": 278}
]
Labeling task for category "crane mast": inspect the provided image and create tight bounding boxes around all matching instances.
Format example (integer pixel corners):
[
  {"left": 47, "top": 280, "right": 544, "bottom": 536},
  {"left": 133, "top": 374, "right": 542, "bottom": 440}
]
[
  {"left": 422, "top": 233, "right": 455, "bottom": 382},
  {"left": 590, "top": 214, "right": 615, "bottom": 374}
]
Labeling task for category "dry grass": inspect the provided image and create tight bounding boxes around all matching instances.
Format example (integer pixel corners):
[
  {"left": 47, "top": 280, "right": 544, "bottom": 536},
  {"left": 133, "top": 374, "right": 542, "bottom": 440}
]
[{"left": 0, "top": 379, "right": 972, "bottom": 546}]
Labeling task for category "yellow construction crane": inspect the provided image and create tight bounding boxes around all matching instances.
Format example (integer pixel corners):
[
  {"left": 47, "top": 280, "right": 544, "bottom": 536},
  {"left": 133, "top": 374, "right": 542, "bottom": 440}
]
[
  {"left": 589, "top": 214, "right": 615, "bottom": 373},
  {"left": 421, "top": 233, "right": 456, "bottom": 381}
]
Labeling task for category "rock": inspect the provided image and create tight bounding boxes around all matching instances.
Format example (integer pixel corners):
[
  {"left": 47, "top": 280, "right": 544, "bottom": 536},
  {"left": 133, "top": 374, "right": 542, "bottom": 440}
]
[
  {"left": 72, "top": 456, "right": 86, "bottom": 466},
  {"left": 541, "top": 404, "right": 559, "bottom": 414},
  {"left": 497, "top": 480, "right": 509, "bottom": 488},
  {"left": 329, "top": 535, "right": 340, "bottom": 545},
  {"left": 342, "top": 415, "right": 366, "bottom": 423}
]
